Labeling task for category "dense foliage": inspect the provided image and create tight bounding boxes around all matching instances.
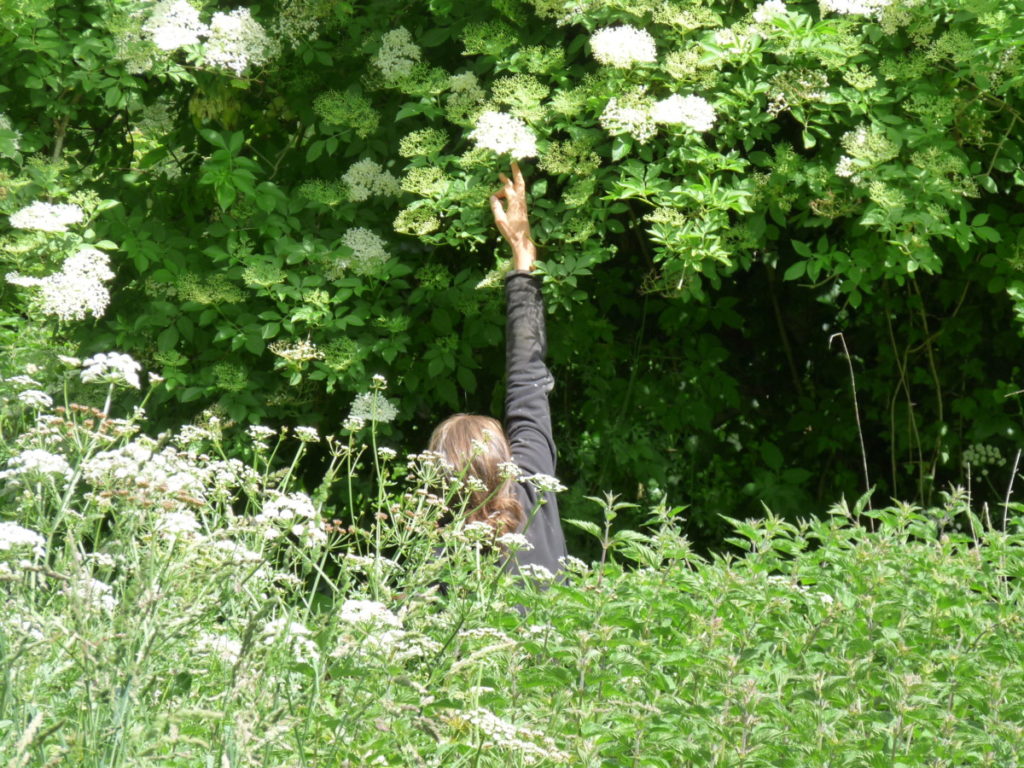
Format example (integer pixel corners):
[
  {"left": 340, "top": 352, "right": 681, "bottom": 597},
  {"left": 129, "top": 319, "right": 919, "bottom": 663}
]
[
  {"left": 2, "top": 373, "right": 1023, "bottom": 767},
  {"left": 3, "top": 0, "right": 1024, "bottom": 543}
]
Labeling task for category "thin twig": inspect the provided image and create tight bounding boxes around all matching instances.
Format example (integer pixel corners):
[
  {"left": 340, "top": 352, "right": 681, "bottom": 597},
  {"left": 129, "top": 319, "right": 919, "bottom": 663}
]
[
  {"left": 829, "top": 332, "right": 871, "bottom": 496},
  {"left": 1003, "top": 449, "right": 1020, "bottom": 529}
]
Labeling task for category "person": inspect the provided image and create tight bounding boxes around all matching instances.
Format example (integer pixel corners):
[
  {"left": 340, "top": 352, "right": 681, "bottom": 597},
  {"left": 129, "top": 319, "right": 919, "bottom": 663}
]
[{"left": 427, "top": 161, "right": 568, "bottom": 577}]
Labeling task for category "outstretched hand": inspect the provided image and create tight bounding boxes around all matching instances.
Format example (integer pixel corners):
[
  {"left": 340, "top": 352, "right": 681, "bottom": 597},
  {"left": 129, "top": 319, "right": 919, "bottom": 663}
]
[{"left": 490, "top": 161, "right": 537, "bottom": 272}]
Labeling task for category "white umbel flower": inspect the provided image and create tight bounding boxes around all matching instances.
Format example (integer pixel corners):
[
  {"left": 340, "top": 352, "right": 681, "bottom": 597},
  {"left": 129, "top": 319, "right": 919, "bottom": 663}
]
[
  {"left": 651, "top": 94, "right": 718, "bottom": 132},
  {"left": 142, "top": 0, "right": 209, "bottom": 51},
  {"left": 374, "top": 27, "right": 421, "bottom": 79},
  {"left": 81, "top": 352, "right": 142, "bottom": 389},
  {"left": 753, "top": 0, "right": 788, "bottom": 23},
  {"left": 0, "top": 449, "right": 73, "bottom": 481},
  {"left": 204, "top": 8, "right": 273, "bottom": 75},
  {"left": 0, "top": 522, "right": 46, "bottom": 558},
  {"left": 819, "top": 0, "right": 891, "bottom": 15},
  {"left": 8, "top": 202, "right": 84, "bottom": 232},
  {"left": 338, "top": 599, "right": 402, "bottom": 628},
  {"left": 590, "top": 25, "right": 657, "bottom": 68},
  {"left": 468, "top": 110, "right": 538, "bottom": 159},
  {"left": 342, "top": 158, "right": 401, "bottom": 202},
  {"left": 337, "top": 227, "right": 390, "bottom": 277},
  {"left": 6, "top": 247, "right": 115, "bottom": 322}
]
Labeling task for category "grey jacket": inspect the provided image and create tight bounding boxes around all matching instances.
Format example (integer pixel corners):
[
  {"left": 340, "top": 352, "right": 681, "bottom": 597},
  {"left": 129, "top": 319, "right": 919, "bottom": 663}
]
[{"left": 504, "top": 271, "right": 569, "bottom": 576}]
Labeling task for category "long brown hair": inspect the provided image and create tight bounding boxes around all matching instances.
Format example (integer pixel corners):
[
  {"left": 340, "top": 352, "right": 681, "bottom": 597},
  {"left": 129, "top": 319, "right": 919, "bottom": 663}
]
[{"left": 428, "top": 413, "right": 524, "bottom": 536}]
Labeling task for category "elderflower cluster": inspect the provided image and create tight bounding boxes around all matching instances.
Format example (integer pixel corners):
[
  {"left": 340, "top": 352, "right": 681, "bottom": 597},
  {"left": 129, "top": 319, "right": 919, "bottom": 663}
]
[
  {"left": 819, "top": 0, "right": 891, "bottom": 16},
  {"left": 399, "top": 128, "right": 448, "bottom": 157},
  {"left": 348, "top": 391, "right": 398, "bottom": 424},
  {"left": 374, "top": 27, "right": 421, "bottom": 79},
  {"left": 142, "top": 0, "right": 208, "bottom": 50},
  {"left": 590, "top": 25, "right": 657, "bottom": 68},
  {"left": 445, "top": 72, "right": 487, "bottom": 125},
  {"left": 650, "top": 94, "right": 718, "bottom": 132},
  {"left": 333, "top": 227, "right": 390, "bottom": 278},
  {"left": 394, "top": 204, "right": 441, "bottom": 236},
  {"left": 342, "top": 159, "right": 401, "bottom": 202},
  {"left": 6, "top": 247, "right": 114, "bottom": 322},
  {"left": 8, "top": 201, "right": 84, "bottom": 232},
  {"left": 80, "top": 352, "right": 142, "bottom": 389},
  {"left": 600, "top": 88, "right": 657, "bottom": 144},
  {"left": 753, "top": 0, "right": 788, "bottom": 23},
  {"left": 468, "top": 111, "right": 538, "bottom": 159},
  {"left": 203, "top": 8, "right": 274, "bottom": 76}
]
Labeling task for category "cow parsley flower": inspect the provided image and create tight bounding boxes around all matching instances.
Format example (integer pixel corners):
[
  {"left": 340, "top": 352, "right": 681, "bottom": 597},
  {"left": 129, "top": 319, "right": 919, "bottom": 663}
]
[
  {"left": 81, "top": 352, "right": 142, "bottom": 389},
  {"left": 6, "top": 247, "right": 115, "bottom": 322},
  {"left": 65, "top": 577, "right": 117, "bottom": 613},
  {"left": 256, "top": 492, "right": 317, "bottom": 524},
  {"left": 497, "top": 532, "right": 533, "bottom": 551},
  {"left": 142, "top": 0, "right": 209, "bottom": 50},
  {"left": 753, "top": 0, "right": 788, "bottom": 23},
  {"left": 155, "top": 510, "right": 202, "bottom": 540},
  {"left": 204, "top": 8, "right": 273, "bottom": 76},
  {"left": 8, "top": 202, "right": 84, "bottom": 232},
  {"left": 196, "top": 632, "right": 243, "bottom": 664},
  {"left": 0, "top": 522, "right": 46, "bottom": 558},
  {"left": 294, "top": 426, "right": 320, "bottom": 443},
  {"left": 464, "top": 708, "right": 570, "bottom": 764},
  {"left": 468, "top": 110, "right": 538, "bottom": 159},
  {"left": 338, "top": 599, "right": 402, "bottom": 628},
  {"left": 374, "top": 27, "right": 421, "bottom": 79},
  {"left": 651, "top": 94, "right": 718, "bottom": 132},
  {"left": 524, "top": 473, "right": 567, "bottom": 493},
  {"left": 17, "top": 390, "right": 53, "bottom": 408},
  {"left": 261, "top": 617, "right": 319, "bottom": 663},
  {"left": 590, "top": 25, "right": 657, "bottom": 68},
  {"left": 342, "top": 158, "right": 401, "bottom": 202},
  {"left": 0, "top": 449, "right": 73, "bottom": 481}
]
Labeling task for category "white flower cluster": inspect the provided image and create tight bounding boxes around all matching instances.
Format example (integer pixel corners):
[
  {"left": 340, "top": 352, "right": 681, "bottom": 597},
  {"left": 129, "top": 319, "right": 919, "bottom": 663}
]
[
  {"left": 819, "top": 0, "right": 891, "bottom": 16},
  {"left": 262, "top": 617, "right": 319, "bottom": 664},
  {"left": 294, "top": 426, "right": 320, "bottom": 443},
  {"left": 154, "top": 509, "right": 202, "bottom": 540},
  {"left": 361, "top": 628, "right": 441, "bottom": 662},
  {"left": 0, "top": 522, "right": 46, "bottom": 559},
  {"left": 600, "top": 90, "right": 657, "bottom": 144},
  {"left": 497, "top": 532, "right": 533, "bottom": 552},
  {"left": 210, "top": 539, "right": 264, "bottom": 564},
  {"left": 0, "top": 449, "right": 73, "bottom": 483},
  {"left": 464, "top": 708, "right": 570, "bottom": 764},
  {"left": 468, "top": 111, "right": 538, "bottom": 159},
  {"left": 835, "top": 155, "right": 857, "bottom": 179},
  {"left": 590, "top": 25, "right": 657, "bottom": 68},
  {"left": 64, "top": 576, "right": 117, "bottom": 613},
  {"left": 518, "top": 563, "right": 556, "bottom": 582},
  {"left": 18, "top": 390, "right": 53, "bottom": 409},
  {"left": 0, "top": 112, "right": 21, "bottom": 155},
  {"left": 338, "top": 227, "right": 390, "bottom": 278},
  {"left": 338, "top": 598, "right": 402, "bottom": 628},
  {"left": 204, "top": 8, "right": 274, "bottom": 76},
  {"left": 374, "top": 27, "right": 421, "bottom": 79},
  {"left": 962, "top": 443, "right": 1006, "bottom": 469},
  {"left": 6, "top": 247, "right": 115, "bottom": 322},
  {"left": 8, "top": 201, "right": 84, "bottom": 232},
  {"left": 753, "top": 0, "right": 788, "bottom": 23},
  {"left": 650, "top": 94, "right": 718, "bottom": 132},
  {"left": 254, "top": 492, "right": 326, "bottom": 547},
  {"left": 196, "top": 632, "right": 243, "bottom": 664},
  {"left": 348, "top": 391, "right": 398, "bottom": 424},
  {"left": 524, "top": 473, "right": 568, "bottom": 493},
  {"left": 342, "top": 159, "right": 401, "bottom": 202},
  {"left": 81, "top": 351, "right": 142, "bottom": 389},
  {"left": 142, "top": 0, "right": 207, "bottom": 50}
]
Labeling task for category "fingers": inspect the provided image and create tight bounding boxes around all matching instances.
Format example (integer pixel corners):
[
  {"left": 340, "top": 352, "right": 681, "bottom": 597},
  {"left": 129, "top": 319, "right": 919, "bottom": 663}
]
[
  {"left": 511, "top": 161, "right": 525, "bottom": 196},
  {"left": 489, "top": 194, "right": 508, "bottom": 228}
]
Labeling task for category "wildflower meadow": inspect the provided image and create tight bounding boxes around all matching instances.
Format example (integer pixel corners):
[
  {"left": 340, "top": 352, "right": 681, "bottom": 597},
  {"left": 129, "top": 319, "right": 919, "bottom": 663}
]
[{"left": 4, "top": 0, "right": 1024, "bottom": 764}]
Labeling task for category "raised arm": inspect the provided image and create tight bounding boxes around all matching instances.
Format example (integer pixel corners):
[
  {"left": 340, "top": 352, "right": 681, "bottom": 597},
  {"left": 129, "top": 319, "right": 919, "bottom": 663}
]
[{"left": 491, "top": 163, "right": 556, "bottom": 476}]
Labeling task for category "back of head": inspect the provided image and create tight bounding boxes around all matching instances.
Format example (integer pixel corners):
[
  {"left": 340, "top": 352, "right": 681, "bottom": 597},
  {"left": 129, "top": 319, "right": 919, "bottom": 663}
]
[{"left": 428, "top": 413, "right": 524, "bottom": 536}]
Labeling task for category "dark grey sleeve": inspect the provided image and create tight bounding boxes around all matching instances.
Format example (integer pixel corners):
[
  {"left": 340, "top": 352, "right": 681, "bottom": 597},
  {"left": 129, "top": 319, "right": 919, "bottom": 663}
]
[
  {"left": 504, "top": 271, "right": 556, "bottom": 476},
  {"left": 504, "top": 271, "right": 568, "bottom": 573}
]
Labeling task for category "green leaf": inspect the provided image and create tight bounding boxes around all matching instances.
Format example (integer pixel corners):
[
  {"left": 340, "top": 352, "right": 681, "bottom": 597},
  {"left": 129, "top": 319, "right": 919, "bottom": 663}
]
[
  {"left": 783, "top": 261, "right": 806, "bottom": 281},
  {"left": 157, "top": 325, "right": 179, "bottom": 352},
  {"left": 566, "top": 519, "right": 602, "bottom": 539}
]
